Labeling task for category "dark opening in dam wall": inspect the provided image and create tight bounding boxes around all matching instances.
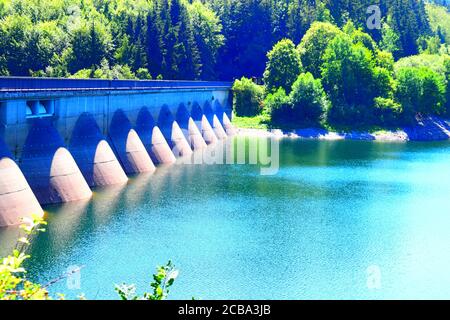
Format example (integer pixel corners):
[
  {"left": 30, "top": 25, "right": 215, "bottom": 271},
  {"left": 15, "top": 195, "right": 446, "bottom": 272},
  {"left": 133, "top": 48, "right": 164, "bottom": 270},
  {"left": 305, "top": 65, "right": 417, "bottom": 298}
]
[{"left": 0, "top": 77, "right": 233, "bottom": 227}]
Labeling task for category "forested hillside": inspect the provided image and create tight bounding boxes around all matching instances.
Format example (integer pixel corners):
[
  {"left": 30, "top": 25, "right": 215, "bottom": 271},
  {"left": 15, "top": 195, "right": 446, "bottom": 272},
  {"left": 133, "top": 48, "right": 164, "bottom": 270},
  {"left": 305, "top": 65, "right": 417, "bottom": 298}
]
[{"left": 0, "top": 0, "right": 442, "bottom": 80}]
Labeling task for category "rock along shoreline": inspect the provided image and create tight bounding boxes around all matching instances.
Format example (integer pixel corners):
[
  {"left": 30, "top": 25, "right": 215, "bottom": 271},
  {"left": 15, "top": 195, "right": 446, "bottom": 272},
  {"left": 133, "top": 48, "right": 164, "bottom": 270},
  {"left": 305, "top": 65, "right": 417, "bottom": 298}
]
[{"left": 236, "top": 116, "right": 450, "bottom": 142}]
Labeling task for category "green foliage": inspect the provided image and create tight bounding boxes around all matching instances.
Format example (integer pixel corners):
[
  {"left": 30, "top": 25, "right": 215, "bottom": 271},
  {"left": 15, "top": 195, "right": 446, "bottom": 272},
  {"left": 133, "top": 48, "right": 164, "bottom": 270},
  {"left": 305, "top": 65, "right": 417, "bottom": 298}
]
[
  {"left": 234, "top": 16, "right": 448, "bottom": 129},
  {"left": 289, "top": 73, "right": 329, "bottom": 124},
  {"left": 426, "top": 3, "right": 450, "bottom": 45},
  {"left": 188, "top": 0, "right": 224, "bottom": 80},
  {"left": 0, "top": 0, "right": 222, "bottom": 80},
  {"left": 321, "top": 35, "right": 388, "bottom": 116},
  {"left": 375, "top": 50, "right": 395, "bottom": 73},
  {"left": 385, "top": 0, "right": 431, "bottom": 56},
  {"left": 372, "top": 66, "right": 396, "bottom": 99},
  {"left": 168, "top": 0, "right": 202, "bottom": 80},
  {"left": 264, "top": 87, "right": 292, "bottom": 124},
  {"left": 231, "top": 114, "right": 269, "bottom": 129},
  {"left": 321, "top": 32, "right": 399, "bottom": 125},
  {"left": 380, "top": 23, "right": 401, "bottom": 57},
  {"left": 0, "top": 0, "right": 437, "bottom": 80},
  {"left": 0, "top": 0, "right": 446, "bottom": 128},
  {"left": 444, "top": 58, "right": 450, "bottom": 115},
  {"left": 298, "top": 21, "right": 343, "bottom": 78},
  {"left": 395, "top": 54, "right": 450, "bottom": 78},
  {"left": 0, "top": 214, "right": 49, "bottom": 300},
  {"left": 286, "top": 0, "right": 332, "bottom": 44},
  {"left": 232, "top": 77, "right": 264, "bottom": 117},
  {"left": 0, "top": 15, "right": 33, "bottom": 75},
  {"left": 0, "top": 214, "right": 179, "bottom": 301},
  {"left": 69, "top": 59, "right": 137, "bottom": 80},
  {"left": 395, "top": 66, "right": 446, "bottom": 121},
  {"left": 263, "top": 39, "right": 302, "bottom": 93},
  {"left": 136, "top": 68, "right": 152, "bottom": 80},
  {"left": 115, "top": 261, "right": 178, "bottom": 300},
  {"left": 373, "top": 97, "right": 403, "bottom": 126},
  {"left": 68, "top": 21, "right": 113, "bottom": 73},
  {"left": 70, "top": 68, "right": 93, "bottom": 79},
  {"left": 417, "top": 35, "right": 443, "bottom": 54},
  {"left": 344, "top": 21, "right": 377, "bottom": 52}
]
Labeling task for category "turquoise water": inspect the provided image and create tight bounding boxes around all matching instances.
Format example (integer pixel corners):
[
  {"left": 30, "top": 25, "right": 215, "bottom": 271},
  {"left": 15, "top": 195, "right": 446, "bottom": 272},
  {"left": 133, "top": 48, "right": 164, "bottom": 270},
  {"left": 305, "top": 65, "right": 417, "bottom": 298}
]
[{"left": 1, "top": 138, "right": 450, "bottom": 299}]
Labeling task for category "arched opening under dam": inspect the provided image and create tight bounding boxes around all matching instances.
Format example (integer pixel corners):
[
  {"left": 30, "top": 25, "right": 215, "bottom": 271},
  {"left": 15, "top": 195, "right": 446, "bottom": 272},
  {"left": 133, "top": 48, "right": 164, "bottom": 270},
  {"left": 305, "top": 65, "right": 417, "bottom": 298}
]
[
  {"left": 109, "top": 109, "right": 155, "bottom": 175},
  {"left": 20, "top": 119, "right": 92, "bottom": 205},
  {"left": 191, "top": 102, "right": 218, "bottom": 145},
  {"left": 157, "top": 105, "right": 192, "bottom": 158},
  {"left": 177, "top": 103, "right": 207, "bottom": 151},
  {"left": 70, "top": 112, "right": 128, "bottom": 187},
  {"left": 135, "top": 107, "right": 176, "bottom": 165}
]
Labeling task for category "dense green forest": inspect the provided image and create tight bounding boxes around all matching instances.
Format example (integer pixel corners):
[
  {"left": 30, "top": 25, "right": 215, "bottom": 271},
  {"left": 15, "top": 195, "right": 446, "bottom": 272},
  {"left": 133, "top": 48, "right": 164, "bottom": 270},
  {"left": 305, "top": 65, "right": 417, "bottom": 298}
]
[
  {"left": 233, "top": 18, "right": 449, "bottom": 128},
  {"left": 0, "top": 0, "right": 446, "bottom": 80},
  {"left": 1, "top": 0, "right": 449, "bottom": 127}
]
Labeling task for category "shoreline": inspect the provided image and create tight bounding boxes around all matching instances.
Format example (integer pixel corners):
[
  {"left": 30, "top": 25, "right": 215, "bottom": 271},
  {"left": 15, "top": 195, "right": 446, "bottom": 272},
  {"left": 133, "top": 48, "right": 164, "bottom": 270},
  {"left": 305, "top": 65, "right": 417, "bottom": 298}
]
[{"left": 235, "top": 117, "right": 450, "bottom": 142}]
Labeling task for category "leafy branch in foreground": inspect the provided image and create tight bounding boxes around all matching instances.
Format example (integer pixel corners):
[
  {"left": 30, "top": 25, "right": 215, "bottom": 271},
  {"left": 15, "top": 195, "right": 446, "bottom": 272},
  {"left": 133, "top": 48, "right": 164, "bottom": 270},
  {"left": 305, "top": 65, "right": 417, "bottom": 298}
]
[
  {"left": 115, "top": 261, "right": 179, "bottom": 300},
  {"left": 1, "top": 214, "right": 178, "bottom": 300},
  {"left": 0, "top": 214, "right": 49, "bottom": 300}
]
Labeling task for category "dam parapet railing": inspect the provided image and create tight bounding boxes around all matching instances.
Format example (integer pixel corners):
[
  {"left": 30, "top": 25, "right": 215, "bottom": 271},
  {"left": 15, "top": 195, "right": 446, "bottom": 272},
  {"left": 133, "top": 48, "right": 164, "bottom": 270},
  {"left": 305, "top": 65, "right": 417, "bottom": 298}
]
[
  {"left": 0, "top": 77, "right": 231, "bottom": 94},
  {"left": 0, "top": 77, "right": 234, "bottom": 227}
]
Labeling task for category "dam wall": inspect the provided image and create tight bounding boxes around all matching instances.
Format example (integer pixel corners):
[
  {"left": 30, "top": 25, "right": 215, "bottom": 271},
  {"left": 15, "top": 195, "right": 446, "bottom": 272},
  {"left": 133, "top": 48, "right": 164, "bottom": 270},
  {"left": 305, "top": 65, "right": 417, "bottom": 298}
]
[{"left": 0, "top": 77, "right": 233, "bottom": 226}]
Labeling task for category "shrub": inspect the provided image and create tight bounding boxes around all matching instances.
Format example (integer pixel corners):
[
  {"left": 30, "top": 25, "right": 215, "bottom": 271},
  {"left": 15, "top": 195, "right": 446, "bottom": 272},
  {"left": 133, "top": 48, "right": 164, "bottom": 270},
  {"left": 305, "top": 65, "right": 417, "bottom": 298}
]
[
  {"left": 322, "top": 35, "right": 378, "bottom": 109},
  {"left": 395, "top": 66, "right": 446, "bottom": 121},
  {"left": 0, "top": 215, "right": 49, "bottom": 300},
  {"left": 115, "top": 261, "right": 178, "bottom": 300},
  {"left": 380, "top": 23, "right": 400, "bottom": 57},
  {"left": 298, "top": 22, "right": 343, "bottom": 78},
  {"left": 232, "top": 77, "right": 264, "bottom": 117},
  {"left": 264, "top": 87, "right": 292, "bottom": 124},
  {"left": 375, "top": 50, "right": 395, "bottom": 73},
  {"left": 420, "top": 67, "right": 446, "bottom": 115},
  {"left": 373, "top": 97, "right": 402, "bottom": 126},
  {"left": 372, "top": 66, "right": 395, "bottom": 98},
  {"left": 326, "top": 103, "right": 376, "bottom": 126},
  {"left": 289, "top": 72, "right": 329, "bottom": 124},
  {"left": 70, "top": 68, "right": 93, "bottom": 79},
  {"left": 395, "top": 54, "right": 449, "bottom": 77},
  {"left": 351, "top": 29, "right": 378, "bottom": 52},
  {"left": 136, "top": 68, "right": 152, "bottom": 80},
  {"left": 417, "top": 35, "right": 441, "bottom": 54},
  {"left": 263, "top": 39, "right": 302, "bottom": 93}
]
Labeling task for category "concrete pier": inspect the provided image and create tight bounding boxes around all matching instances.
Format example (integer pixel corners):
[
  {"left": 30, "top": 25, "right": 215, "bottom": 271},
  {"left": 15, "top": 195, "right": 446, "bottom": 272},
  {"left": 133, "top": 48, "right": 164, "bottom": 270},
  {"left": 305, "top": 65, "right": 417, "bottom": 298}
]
[
  {"left": 192, "top": 102, "right": 219, "bottom": 145},
  {"left": 0, "top": 77, "right": 233, "bottom": 226},
  {"left": 158, "top": 105, "right": 193, "bottom": 157},
  {"left": 0, "top": 139, "right": 43, "bottom": 227},
  {"left": 176, "top": 104, "right": 207, "bottom": 151},
  {"left": 109, "top": 110, "right": 156, "bottom": 174},
  {"left": 205, "top": 102, "right": 227, "bottom": 140},
  {"left": 20, "top": 119, "right": 92, "bottom": 204},
  {"left": 135, "top": 108, "right": 176, "bottom": 165}
]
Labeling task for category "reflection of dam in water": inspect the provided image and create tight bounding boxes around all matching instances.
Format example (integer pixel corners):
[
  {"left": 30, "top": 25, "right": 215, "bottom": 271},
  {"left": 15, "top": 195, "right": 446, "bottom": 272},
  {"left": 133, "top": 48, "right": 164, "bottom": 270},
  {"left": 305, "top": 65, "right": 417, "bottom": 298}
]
[{"left": 0, "top": 78, "right": 234, "bottom": 227}]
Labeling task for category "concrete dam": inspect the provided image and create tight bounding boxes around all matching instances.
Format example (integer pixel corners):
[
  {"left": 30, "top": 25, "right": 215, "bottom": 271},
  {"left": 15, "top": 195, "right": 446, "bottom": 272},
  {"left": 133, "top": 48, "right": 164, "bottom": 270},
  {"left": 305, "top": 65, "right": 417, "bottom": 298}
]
[{"left": 0, "top": 77, "right": 234, "bottom": 227}]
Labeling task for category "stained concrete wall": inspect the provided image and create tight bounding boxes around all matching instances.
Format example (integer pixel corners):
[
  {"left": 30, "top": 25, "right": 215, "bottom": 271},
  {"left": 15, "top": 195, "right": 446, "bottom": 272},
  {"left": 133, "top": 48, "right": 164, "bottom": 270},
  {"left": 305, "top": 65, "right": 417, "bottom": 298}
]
[{"left": 0, "top": 79, "right": 233, "bottom": 226}]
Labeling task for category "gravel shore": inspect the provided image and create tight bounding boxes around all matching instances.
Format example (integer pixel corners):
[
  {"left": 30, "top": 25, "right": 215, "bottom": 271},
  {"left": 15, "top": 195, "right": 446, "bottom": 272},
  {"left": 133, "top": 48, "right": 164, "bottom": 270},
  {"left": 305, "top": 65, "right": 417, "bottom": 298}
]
[{"left": 236, "top": 117, "right": 450, "bottom": 142}]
